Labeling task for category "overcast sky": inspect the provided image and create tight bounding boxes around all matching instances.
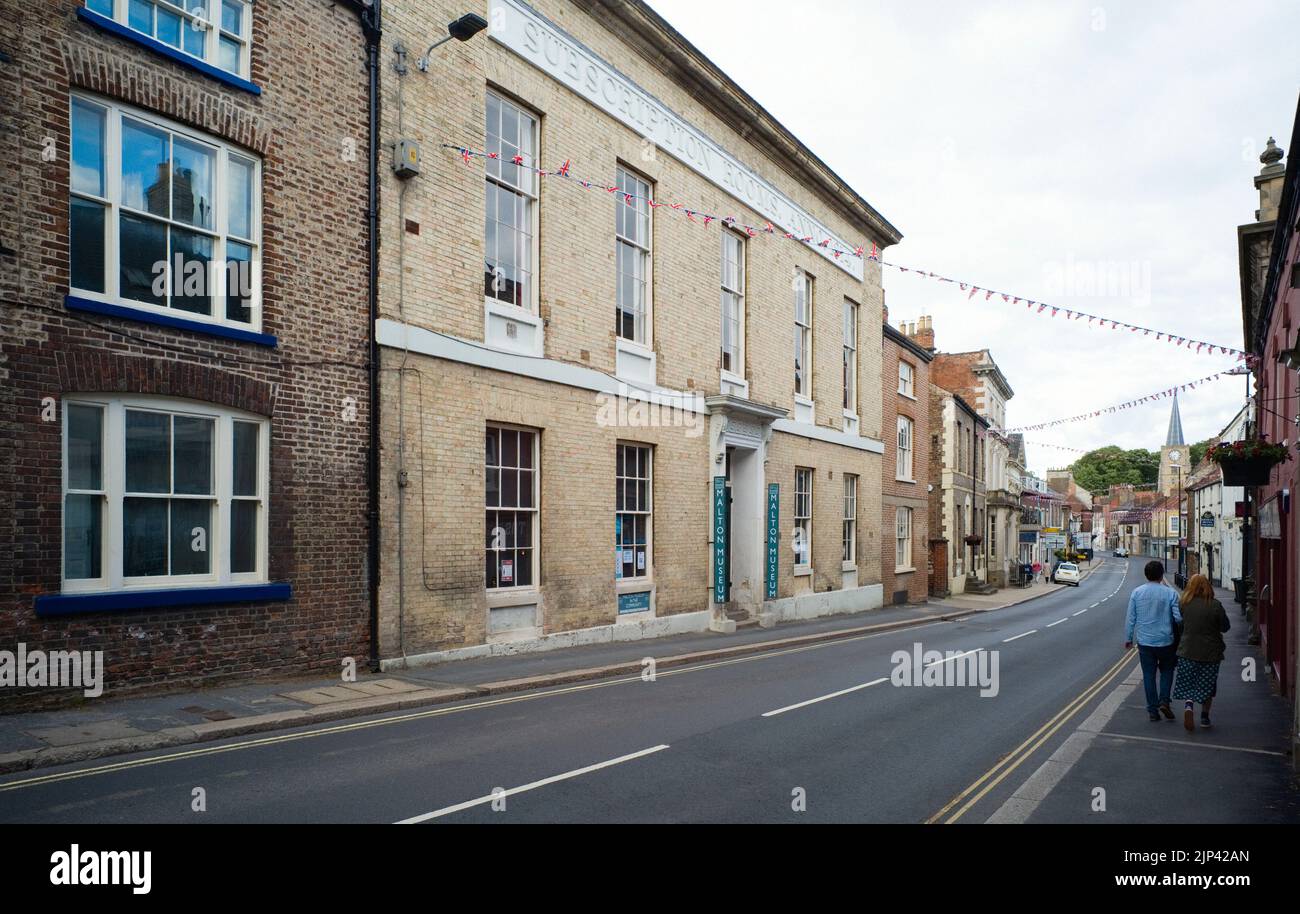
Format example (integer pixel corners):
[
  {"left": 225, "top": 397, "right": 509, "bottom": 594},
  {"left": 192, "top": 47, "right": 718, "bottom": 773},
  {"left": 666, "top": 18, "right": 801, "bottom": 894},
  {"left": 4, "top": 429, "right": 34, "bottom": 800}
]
[{"left": 648, "top": 0, "right": 1299, "bottom": 475}]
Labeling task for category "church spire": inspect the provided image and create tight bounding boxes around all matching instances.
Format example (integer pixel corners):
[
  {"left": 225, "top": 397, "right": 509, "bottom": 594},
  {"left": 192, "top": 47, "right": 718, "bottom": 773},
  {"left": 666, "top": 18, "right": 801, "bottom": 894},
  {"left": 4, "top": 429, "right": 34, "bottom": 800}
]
[{"left": 1165, "top": 391, "right": 1185, "bottom": 446}]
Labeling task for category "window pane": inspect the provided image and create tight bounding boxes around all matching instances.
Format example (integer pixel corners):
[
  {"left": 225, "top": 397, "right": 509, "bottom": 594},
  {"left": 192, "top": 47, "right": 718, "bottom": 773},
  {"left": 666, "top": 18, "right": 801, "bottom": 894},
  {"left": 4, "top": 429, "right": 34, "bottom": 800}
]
[
  {"left": 171, "top": 228, "right": 213, "bottom": 315},
  {"left": 227, "top": 155, "right": 255, "bottom": 240},
  {"left": 67, "top": 403, "right": 103, "bottom": 490},
  {"left": 501, "top": 469, "right": 518, "bottom": 508},
  {"left": 183, "top": 15, "right": 206, "bottom": 57},
  {"left": 125, "top": 410, "right": 170, "bottom": 493},
  {"left": 172, "top": 137, "right": 215, "bottom": 229},
  {"left": 232, "top": 421, "right": 258, "bottom": 496},
  {"left": 231, "top": 499, "right": 257, "bottom": 573},
  {"left": 518, "top": 469, "right": 533, "bottom": 508},
  {"left": 170, "top": 498, "right": 211, "bottom": 575},
  {"left": 173, "top": 415, "right": 214, "bottom": 495},
  {"left": 501, "top": 429, "right": 517, "bottom": 467},
  {"left": 222, "top": 0, "right": 244, "bottom": 34},
  {"left": 485, "top": 467, "right": 499, "bottom": 507},
  {"left": 64, "top": 494, "right": 102, "bottom": 580},
  {"left": 218, "top": 35, "right": 241, "bottom": 73},
  {"left": 119, "top": 212, "right": 167, "bottom": 306},
  {"left": 226, "top": 240, "right": 253, "bottom": 323},
  {"left": 128, "top": 0, "right": 153, "bottom": 33},
  {"left": 86, "top": 0, "right": 113, "bottom": 14},
  {"left": 71, "top": 99, "right": 105, "bottom": 197},
  {"left": 157, "top": 6, "right": 182, "bottom": 47},
  {"left": 70, "top": 198, "right": 106, "bottom": 293},
  {"left": 121, "top": 119, "right": 170, "bottom": 217},
  {"left": 124, "top": 496, "right": 168, "bottom": 576}
]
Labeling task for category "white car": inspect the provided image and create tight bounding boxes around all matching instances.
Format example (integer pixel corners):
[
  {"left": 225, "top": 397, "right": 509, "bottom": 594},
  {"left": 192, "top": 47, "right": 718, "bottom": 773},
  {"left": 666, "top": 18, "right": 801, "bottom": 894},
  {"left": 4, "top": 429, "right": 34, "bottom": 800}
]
[
  {"left": 1114, "top": 547, "right": 1129, "bottom": 558},
  {"left": 1054, "top": 562, "right": 1081, "bottom": 586}
]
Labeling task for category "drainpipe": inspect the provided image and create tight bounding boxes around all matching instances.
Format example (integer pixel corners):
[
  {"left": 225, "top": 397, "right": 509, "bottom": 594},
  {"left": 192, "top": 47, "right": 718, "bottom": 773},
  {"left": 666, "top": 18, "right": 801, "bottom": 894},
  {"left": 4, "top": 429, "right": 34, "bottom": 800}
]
[{"left": 348, "top": 0, "right": 383, "bottom": 672}]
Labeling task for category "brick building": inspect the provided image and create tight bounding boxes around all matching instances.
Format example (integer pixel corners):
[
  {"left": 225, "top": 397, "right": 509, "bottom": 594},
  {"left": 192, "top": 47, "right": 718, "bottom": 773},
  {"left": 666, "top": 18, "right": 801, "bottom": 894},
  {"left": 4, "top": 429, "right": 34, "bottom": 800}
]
[
  {"left": 928, "top": 340, "right": 1017, "bottom": 588},
  {"left": 1240, "top": 98, "right": 1299, "bottom": 739},
  {"left": 928, "top": 385, "right": 989, "bottom": 596},
  {"left": 1, "top": 1, "right": 374, "bottom": 706},
  {"left": 881, "top": 314, "right": 931, "bottom": 605},
  {"left": 373, "top": 0, "right": 901, "bottom": 665}
]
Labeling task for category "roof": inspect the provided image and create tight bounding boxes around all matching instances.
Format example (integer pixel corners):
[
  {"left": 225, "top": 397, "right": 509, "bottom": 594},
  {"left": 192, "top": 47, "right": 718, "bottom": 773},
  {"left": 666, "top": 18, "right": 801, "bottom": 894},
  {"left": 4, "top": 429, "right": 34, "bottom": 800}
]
[{"left": 883, "top": 321, "right": 934, "bottom": 362}]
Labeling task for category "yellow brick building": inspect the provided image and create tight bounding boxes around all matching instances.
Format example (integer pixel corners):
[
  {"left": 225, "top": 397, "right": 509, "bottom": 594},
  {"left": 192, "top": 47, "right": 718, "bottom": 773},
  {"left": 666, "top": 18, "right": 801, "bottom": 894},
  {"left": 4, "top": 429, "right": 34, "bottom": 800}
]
[{"left": 376, "top": 0, "right": 901, "bottom": 665}]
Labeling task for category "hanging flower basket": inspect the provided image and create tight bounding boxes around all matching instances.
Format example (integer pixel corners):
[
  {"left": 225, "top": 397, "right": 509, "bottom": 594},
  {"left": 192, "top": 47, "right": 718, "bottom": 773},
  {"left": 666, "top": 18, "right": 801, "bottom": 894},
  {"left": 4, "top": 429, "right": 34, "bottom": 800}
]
[
  {"left": 963, "top": 533, "right": 984, "bottom": 546},
  {"left": 1206, "top": 439, "right": 1289, "bottom": 486}
]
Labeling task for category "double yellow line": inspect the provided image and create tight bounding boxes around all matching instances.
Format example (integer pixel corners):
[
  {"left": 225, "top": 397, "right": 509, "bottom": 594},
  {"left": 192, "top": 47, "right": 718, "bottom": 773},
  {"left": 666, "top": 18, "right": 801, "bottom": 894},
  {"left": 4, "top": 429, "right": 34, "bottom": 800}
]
[{"left": 926, "top": 648, "right": 1137, "bottom": 824}]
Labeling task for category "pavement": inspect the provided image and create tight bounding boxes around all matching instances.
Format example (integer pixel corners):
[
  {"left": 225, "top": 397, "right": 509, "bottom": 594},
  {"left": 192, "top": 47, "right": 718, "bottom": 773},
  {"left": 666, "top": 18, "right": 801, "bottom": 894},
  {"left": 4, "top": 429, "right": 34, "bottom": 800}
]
[
  {"left": 0, "top": 565, "right": 1098, "bottom": 775},
  {"left": 0, "top": 555, "right": 1293, "bottom": 823},
  {"left": 990, "top": 583, "right": 1300, "bottom": 824}
]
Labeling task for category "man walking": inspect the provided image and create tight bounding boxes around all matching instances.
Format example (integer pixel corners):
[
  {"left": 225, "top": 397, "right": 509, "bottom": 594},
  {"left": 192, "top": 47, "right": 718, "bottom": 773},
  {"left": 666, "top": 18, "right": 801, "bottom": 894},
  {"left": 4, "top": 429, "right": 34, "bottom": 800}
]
[{"left": 1125, "top": 560, "right": 1183, "bottom": 721}]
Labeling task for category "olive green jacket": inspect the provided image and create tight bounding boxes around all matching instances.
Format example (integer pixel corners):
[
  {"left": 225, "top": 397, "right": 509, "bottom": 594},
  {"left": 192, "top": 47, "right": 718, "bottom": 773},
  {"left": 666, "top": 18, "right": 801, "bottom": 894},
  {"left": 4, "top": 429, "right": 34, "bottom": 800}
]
[{"left": 1176, "top": 597, "right": 1230, "bottom": 664}]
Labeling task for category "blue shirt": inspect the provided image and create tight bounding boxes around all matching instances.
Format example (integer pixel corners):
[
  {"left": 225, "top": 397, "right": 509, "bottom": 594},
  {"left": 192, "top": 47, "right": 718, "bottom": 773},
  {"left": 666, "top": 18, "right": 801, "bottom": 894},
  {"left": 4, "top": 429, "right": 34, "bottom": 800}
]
[{"left": 1125, "top": 582, "right": 1183, "bottom": 647}]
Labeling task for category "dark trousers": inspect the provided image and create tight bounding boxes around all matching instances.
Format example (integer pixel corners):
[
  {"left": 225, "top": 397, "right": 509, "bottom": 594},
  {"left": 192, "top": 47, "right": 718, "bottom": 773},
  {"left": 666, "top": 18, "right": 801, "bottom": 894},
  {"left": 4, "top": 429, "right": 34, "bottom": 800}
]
[{"left": 1137, "top": 643, "right": 1178, "bottom": 713}]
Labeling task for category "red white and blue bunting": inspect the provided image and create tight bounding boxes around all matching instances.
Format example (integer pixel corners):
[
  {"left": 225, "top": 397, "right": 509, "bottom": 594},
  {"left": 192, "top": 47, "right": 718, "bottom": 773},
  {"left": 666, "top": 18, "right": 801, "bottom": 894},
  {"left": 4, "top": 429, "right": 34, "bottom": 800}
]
[
  {"left": 996, "top": 371, "right": 1227, "bottom": 434},
  {"left": 444, "top": 144, "right": 1251, "bottom": 363}
]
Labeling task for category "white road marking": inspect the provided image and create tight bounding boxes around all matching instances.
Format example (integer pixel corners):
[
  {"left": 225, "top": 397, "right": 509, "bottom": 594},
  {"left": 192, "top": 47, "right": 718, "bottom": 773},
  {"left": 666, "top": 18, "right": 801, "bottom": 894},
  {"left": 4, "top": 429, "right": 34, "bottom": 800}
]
[
  {"left": 1002, "top": 630, "right": 1036, "bottom": 643},
  {"left": 924, "top": 648, "right": 983, "bottom": 668},
  {"left": 395, "top": 744, "right": 670, "bottom": 823},
  {"left": 1089, "top": 603, "right": 1099, "bottom": 608},
  {"left": 1047, "top": 618, "right": 1068, "bottom": 627},
  {"left": 1073, "top": 609, "right": 1088, "bottom": 616},
  {"left": 762, "top": 677, "right": 890, "bottom": 717}
]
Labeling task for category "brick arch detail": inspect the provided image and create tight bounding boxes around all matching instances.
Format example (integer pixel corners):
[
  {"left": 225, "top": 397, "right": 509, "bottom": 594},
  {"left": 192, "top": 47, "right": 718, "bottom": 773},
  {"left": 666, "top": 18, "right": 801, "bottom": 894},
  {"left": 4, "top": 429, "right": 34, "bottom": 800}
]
[{"left": 55, "top": 347, "right": 274, "bottom": 416}]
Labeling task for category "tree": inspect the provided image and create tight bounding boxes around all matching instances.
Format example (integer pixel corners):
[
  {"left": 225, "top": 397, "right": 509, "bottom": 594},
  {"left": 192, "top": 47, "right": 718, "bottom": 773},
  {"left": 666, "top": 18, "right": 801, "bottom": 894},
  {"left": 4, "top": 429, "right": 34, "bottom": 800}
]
[
  {"left": 1068, "top": 447, "right": 1159, "bottom": 493},
  {"left": 1189, "top": 439, "right": 1212, "bottom": 469}
]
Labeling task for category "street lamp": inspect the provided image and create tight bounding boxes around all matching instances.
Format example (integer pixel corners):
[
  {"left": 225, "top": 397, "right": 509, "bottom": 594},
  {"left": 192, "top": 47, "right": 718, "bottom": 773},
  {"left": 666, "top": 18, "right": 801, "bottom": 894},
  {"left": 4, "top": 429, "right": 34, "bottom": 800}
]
[{"left": 417, "top": 13, "right": 489, "bottom": 70}]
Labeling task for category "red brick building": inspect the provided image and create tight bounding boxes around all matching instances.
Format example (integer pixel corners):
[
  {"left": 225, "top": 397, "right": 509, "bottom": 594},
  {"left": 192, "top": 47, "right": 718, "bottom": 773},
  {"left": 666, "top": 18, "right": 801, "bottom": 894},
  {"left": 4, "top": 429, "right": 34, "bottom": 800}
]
[
  {"left": 1240, "top": 97, "right": 1299, "bottom": 740},
  {"left": 0, "top": 1, "right": 376, "bottom": 706},
  {"left": 882, "top": 314, "right": 932, "bottom": 604}
]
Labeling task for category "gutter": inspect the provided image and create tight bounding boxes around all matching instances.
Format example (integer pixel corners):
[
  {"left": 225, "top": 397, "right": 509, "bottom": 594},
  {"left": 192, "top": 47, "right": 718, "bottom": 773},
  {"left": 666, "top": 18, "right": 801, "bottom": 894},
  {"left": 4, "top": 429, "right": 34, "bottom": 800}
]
[{"left": 346, "top": 0, "right": 383, "bottom": 671}]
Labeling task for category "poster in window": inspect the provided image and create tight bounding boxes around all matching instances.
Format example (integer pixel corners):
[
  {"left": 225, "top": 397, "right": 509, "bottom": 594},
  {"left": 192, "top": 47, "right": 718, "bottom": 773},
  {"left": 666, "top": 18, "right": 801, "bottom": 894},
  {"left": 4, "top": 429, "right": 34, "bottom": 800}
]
[{"left": 501, "top": 559, "right": 513, "bottom": 583}]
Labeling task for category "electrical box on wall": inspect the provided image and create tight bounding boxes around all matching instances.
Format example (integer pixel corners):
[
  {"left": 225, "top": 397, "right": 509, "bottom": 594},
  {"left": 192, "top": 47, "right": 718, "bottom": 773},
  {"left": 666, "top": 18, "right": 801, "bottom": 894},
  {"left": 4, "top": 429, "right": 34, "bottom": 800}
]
[{"left": 393, "top": 139, "right": 420, "bottom": 178}]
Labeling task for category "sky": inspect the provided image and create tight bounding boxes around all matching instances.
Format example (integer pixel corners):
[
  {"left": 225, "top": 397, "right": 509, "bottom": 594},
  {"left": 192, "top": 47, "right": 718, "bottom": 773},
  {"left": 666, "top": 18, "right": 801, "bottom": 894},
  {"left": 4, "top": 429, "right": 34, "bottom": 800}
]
[{"left": 647, "top": 0, "right": 1299, "bottom": 475}]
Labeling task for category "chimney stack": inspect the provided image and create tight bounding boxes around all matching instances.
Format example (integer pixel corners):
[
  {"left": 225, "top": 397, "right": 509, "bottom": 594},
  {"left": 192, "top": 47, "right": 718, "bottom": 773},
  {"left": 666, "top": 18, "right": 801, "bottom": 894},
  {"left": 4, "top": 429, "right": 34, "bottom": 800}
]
[
  {"left": 905, "top": 314, "right": 935, "bottom": 353},
  {"left": 1256, "top": 137, "right": 1286, "bottom": 222}
]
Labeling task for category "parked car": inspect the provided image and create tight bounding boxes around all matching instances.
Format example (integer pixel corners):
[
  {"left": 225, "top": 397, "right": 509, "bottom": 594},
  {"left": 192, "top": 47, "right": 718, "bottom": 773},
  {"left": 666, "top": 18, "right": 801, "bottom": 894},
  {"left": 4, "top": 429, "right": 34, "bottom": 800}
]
[
  {"left": 1054, "top": 562, "right": 1081, "bottom": 586},
  {"left": 1114, "top": 546, "right": 1129, "bottom": 557}
]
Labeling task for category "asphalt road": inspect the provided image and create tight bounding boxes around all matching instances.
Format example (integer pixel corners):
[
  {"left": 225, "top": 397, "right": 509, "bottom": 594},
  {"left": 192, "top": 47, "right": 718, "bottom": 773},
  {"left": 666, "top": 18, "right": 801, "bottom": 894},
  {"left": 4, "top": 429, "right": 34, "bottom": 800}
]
[{"left": 0, "top": 558, "right": 1148, "bottom": 823}]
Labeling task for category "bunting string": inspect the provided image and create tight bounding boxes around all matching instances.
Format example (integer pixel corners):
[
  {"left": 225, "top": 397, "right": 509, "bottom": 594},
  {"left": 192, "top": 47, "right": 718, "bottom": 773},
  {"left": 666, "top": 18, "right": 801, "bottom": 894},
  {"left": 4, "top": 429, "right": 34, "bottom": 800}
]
[
  {"left": 444, "top": 144, "right": 1251, "bottom": 363},
  {"left": 996, "top": 371, "right": 1227, "bottom": 433}
]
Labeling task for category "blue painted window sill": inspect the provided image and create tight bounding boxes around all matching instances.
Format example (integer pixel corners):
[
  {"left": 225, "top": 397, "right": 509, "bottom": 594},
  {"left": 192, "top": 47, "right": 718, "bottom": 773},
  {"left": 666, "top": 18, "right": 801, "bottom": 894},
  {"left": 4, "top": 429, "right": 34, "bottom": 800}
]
[
  {"left": 65, "top": 295, "right": 277, "bottom": 347},
  {"left": 35, "top": 583, "right": 292, "bottom": 616},
  {"left": 78, "top": 7, "right": 261, "bottom": 96}
]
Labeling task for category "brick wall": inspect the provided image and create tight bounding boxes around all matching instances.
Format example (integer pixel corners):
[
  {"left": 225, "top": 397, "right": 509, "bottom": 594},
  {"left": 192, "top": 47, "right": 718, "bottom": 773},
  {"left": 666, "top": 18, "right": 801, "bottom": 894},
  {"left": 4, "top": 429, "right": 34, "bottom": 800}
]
[
  {"left": 881, "top": 328, "right": 929, "bottom": 604},
  {"left": 0, "top": 1, "right": 372, "bottom": 707},
  {"left": 375, "top": 0, "right": 897, "bottom": 652}
]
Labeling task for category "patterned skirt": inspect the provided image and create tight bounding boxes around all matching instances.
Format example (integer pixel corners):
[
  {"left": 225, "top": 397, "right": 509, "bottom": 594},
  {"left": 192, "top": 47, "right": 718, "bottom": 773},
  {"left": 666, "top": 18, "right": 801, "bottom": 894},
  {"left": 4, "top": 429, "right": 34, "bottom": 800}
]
[{"left": 1172, "top": 658, "right": 1220, "bottom": 703}]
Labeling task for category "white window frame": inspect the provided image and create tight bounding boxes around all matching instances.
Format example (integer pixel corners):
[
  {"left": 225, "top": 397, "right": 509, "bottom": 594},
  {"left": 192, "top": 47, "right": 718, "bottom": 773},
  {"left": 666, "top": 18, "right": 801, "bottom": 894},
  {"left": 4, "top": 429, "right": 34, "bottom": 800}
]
[
  {"left": 615, "top": 443, "right": 652, "bottom": 582},
  {"left": 794, "top": 270, "right": 814, "bottom": 400},
  {"left": 61, "top": 394, "right": 269, "bottom": 594},
  {"left": 720, "top": 230, "right": 745, "bottom": 378},
  {"left": 896, "top": 507, "right": 913, "bottom": 571},
  {"left": 897, "top": 415, "right": 914, "bottom": 482},
  {"left": 484, "top": 90, "right": 540, "bottom": 316},
  {"left": 85, "top": 0, "right": 253, "bottom": 81},
  {"left": 898, "top": 360, "right": 915, "bottom": 398},
  {"left": 68, "top": 92, "right": 263, "bottom": 333},
  {"left": 842, "top": 299, "right": 858, "bottom": 415},
  {"left": 842, "top": 473, "right": 857, "bottom": 565},
  {"left": 485, "top": 424, "right": 540, "bottom": 592},
  {"left": 615, "top": 164, "right": 653, "bottom": 347},
  {"left": 794, "top": 467, "right": 813, "bottom": 572}
]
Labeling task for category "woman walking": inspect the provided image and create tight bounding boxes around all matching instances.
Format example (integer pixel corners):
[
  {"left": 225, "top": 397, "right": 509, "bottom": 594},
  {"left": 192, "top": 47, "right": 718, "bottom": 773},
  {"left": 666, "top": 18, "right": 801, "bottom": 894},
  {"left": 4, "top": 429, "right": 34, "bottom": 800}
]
[{"left": 1172, "top": 574, "right": 1231, "bottom": 731}]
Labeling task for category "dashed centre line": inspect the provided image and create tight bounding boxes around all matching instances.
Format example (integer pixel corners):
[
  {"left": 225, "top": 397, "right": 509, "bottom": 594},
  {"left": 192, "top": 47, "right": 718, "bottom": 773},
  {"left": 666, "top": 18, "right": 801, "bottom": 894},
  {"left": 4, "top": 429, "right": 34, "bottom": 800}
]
[
  {"left": 1003, "top": 630, "right": 1036, "bottom": 643},
  {"left": 1047, "top": 618, "right": 1069, "bottom": 628}
]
